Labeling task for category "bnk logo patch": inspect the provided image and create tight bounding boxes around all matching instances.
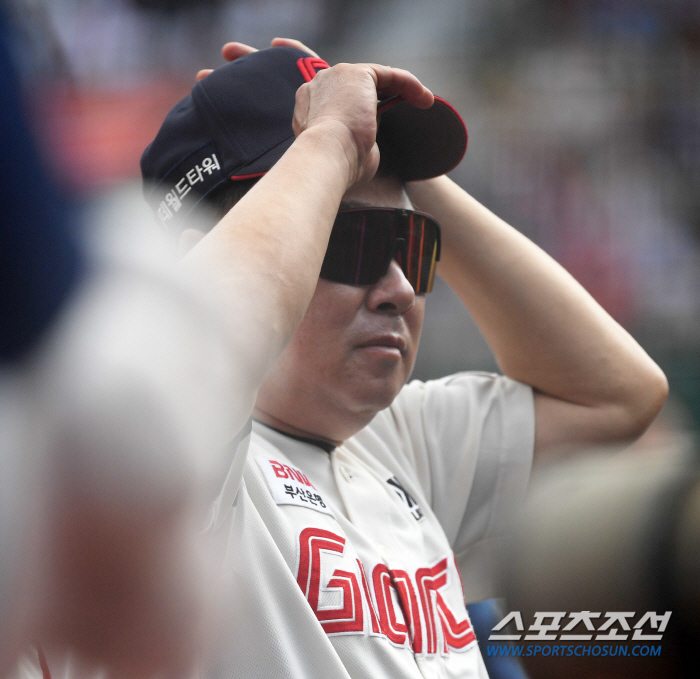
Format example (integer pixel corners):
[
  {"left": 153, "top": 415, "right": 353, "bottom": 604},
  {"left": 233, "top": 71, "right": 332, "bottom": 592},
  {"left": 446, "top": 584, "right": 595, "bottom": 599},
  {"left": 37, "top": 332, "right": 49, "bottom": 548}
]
[{"left": 256, "top": 457, "right": 334, "bottom": 516}]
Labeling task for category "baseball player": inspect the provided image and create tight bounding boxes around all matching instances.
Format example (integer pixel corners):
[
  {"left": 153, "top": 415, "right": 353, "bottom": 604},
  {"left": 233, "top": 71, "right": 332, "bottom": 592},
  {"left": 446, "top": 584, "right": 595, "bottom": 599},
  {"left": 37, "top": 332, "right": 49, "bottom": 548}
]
[
  {"left": 140, "top": 40, "right": 668, "bottom": 679},
  {"left": 9, "top": 38, "right": 436, "bottom": 679}
]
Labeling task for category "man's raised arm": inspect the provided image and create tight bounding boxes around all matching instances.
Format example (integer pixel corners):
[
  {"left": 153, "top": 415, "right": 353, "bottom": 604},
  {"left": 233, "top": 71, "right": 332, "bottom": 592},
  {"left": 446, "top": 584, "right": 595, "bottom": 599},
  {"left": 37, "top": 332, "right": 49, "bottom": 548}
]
[{"left": 407, "top": 175, "right": 668, "bottom": 458}]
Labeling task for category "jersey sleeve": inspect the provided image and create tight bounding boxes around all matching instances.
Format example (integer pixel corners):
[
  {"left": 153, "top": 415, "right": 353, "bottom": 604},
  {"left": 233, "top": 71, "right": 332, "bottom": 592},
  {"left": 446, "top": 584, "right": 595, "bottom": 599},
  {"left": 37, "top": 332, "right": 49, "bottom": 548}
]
[{"left": 386, "top": 371, "right": 534, "bottom": 602}]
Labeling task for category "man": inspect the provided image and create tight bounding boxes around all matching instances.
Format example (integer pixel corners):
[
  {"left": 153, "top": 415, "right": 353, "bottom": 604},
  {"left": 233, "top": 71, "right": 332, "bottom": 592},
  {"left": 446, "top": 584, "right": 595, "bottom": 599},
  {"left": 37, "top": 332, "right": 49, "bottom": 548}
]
[
  {"left": 10, "top": 40, "right": 433, "bottom": 679},
  {"left": 142, "top": 40, "right": 667, "bottom": 679}
]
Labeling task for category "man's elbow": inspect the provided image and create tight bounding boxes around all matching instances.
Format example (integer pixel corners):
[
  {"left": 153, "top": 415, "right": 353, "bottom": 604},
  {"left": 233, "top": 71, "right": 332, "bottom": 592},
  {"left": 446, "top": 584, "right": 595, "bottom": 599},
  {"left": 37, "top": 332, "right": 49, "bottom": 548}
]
[{"left": 618, "top": 362, "right": 669, "bottom": 441}]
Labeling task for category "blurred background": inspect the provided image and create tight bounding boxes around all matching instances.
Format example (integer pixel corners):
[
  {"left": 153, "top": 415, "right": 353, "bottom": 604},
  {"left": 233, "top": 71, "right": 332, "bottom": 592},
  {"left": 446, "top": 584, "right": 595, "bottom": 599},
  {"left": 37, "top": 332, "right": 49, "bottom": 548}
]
[{"left": 4, "top": 0, "right": 700, "bottom": 440}]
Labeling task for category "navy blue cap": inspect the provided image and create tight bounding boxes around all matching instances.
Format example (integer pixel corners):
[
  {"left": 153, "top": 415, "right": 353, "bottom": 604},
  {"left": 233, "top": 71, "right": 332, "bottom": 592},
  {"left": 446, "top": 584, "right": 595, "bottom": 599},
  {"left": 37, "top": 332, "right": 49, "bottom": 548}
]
[{"left": 141, "top": 46, "right": 467, "bottom": 231}]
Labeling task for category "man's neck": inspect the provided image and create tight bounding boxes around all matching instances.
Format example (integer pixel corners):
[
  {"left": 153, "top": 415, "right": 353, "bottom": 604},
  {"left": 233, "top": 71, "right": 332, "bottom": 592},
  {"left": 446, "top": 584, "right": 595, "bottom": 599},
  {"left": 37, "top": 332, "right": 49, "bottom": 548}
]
[{"left": 253, "top": 407, "right": 343, "bottom": 448}]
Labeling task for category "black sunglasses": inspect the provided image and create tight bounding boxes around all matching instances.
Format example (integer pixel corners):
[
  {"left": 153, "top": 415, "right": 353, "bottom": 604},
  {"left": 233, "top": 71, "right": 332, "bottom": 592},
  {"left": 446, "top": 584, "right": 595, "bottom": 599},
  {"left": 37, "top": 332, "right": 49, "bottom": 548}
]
[{"left": 320, "top": 208, "right": 441, "bottom": 294}]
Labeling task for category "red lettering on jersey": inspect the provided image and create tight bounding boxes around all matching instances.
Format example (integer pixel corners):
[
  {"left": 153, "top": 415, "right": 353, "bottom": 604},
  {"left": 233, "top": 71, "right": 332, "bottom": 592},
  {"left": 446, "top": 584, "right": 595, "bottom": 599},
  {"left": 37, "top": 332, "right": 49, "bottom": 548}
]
[
  {"left": 416, "top": 558, "right": 475, "bottom": 654},
  {"left": 372, "top": 564, "right": 408, "bottom": 647},
  {"left": 437, "top": 593, "right": 476, "bottom": 650},
  {"left": 391, "top": 569, "right": 424, "bottom": 654},
  {"left": 296, "top": 56, "right": 330, "bottom": 82},
  {"left": 323, "top": 569, "right": 364, "bottom": 633},
  {"left": 297, "top": 528, "right": 343, "bottom": 603},
  {"left": 357, "top": 559, "right": 381, "bottom": 635},
  {"left": 416, "top": 559, "right": 449, "bottom": 655},
  {"left": 437, "top": 554, "right": 476, "bottom": 650},
  {"left": 297, "top": 528, "right": 363, "bottom": 634},
  {"left": 296, "top": 527, "right": 474, "bottom": 653}
]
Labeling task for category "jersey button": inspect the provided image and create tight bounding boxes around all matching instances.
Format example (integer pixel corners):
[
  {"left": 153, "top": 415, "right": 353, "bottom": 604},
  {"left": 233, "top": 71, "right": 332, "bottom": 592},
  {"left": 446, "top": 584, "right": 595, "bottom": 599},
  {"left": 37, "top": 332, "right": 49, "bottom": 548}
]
[{"left": 339, "top": 464, "right": 353, "bottom": 482}]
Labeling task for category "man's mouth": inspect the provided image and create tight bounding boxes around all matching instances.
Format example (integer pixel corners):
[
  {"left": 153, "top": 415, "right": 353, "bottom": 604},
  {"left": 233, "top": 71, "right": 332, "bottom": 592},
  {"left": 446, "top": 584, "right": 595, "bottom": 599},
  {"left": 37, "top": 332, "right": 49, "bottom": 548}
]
[{"left": 356, "top": 335, "right": 407, "bottom": 355}]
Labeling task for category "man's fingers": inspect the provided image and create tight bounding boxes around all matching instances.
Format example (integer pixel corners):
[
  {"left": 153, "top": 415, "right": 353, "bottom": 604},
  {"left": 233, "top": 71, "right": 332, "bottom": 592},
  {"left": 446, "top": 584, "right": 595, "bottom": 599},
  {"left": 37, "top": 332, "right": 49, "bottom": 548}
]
[
  {"left": 221, "top": 42, "right": 258, "bottom": 62},
  {"left": 195, "top": 69, "right": 213, "bottom": 82},
  {"left": 270, "top": 37, "right": 319, "bottom": 58},
  {"left": 370, "top": 65, "right": 434, "bottom": 109}
]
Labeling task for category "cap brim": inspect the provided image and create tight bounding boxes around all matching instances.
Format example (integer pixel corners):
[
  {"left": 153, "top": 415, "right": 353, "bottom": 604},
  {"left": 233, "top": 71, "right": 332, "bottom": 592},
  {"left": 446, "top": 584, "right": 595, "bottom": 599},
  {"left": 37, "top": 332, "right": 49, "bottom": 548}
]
[{"left": 376, "top": 96, "right": 467, "bottom": 181}]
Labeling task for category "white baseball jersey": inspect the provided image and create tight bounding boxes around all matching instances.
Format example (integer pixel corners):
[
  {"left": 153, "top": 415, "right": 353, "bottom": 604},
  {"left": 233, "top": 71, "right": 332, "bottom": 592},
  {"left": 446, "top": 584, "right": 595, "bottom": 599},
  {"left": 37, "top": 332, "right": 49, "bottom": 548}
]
[
  {"left": 207, "top": 371, "right": 534, "bottom": 679},
  {"left": 12, "top": 371, "right": 533, "bottom": 679}
]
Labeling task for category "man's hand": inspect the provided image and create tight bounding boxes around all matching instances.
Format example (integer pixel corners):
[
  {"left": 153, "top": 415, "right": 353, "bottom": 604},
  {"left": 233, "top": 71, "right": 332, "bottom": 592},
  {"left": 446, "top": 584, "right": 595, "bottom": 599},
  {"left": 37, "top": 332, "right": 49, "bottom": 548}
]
[
  {"left": 292, "top": 62, "right": 433, "bottom": 185},
  {"left": 196, "top": 39, "right": 434, "bottom": 187}
]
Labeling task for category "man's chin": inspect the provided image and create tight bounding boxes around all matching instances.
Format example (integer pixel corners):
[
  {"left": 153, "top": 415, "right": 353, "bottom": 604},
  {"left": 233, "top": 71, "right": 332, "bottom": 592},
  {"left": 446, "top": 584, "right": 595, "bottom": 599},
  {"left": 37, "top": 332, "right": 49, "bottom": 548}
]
[{"left": 350, "top": 374, "right": 407, "bottom": 416}]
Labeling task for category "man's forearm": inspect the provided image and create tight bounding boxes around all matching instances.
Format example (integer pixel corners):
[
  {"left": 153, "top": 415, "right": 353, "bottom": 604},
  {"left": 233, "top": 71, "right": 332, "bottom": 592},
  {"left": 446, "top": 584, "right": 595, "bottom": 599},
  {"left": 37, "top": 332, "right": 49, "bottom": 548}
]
[
  {"left": 407, "top": 175, "right": 668, "bottom": 451},
  {"left": 183, "top": 127, "right": 350, "bottom": 342}
]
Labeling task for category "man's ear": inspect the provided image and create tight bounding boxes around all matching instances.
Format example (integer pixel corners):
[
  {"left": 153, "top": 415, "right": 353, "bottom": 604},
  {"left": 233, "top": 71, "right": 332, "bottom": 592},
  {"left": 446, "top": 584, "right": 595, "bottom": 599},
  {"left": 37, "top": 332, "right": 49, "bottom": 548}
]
[{"left": 178, "top": 228, "right": 206, "bottom": 258}]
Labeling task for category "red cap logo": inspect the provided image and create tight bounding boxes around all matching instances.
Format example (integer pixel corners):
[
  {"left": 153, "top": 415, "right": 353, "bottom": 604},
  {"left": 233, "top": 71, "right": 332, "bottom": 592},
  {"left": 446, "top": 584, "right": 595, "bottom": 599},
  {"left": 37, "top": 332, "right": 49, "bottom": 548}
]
[{"left": 297, "top": 56, "right": 330, "bottom": 82}]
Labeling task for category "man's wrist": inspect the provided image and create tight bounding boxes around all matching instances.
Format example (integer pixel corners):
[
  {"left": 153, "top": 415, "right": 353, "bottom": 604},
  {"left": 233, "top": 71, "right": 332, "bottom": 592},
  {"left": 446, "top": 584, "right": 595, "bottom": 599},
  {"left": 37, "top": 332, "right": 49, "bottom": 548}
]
[{"left": 295, "top": 121, "right": 360, "bottom": 189}]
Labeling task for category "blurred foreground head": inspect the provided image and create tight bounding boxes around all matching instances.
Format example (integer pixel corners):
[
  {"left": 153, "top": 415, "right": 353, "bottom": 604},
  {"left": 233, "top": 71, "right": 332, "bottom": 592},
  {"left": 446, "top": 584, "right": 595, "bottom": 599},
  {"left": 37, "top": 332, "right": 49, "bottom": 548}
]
[{"left": 0, "top": 6, "right": 243, "bottom": 672}]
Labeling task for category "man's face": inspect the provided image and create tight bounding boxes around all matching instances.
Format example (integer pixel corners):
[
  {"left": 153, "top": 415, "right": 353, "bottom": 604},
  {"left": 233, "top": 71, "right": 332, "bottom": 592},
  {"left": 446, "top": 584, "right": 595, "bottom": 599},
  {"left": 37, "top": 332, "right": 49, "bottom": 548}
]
[{"left": 255, "top": 174, "right": 426, "bottom": 443}]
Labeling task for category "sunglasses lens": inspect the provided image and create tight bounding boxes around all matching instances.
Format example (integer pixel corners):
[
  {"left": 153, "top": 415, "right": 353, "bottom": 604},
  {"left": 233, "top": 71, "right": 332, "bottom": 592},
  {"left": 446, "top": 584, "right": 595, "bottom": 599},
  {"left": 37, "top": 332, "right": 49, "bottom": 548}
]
[
  {"left": 320, "top": 209, "right": 440, "bottom": 292},
  {"left": 321, "top": 211, "right": 396, "bottom": 285},
  {"left": 401, "top": 212, "right": 440, "bottom": 293}
]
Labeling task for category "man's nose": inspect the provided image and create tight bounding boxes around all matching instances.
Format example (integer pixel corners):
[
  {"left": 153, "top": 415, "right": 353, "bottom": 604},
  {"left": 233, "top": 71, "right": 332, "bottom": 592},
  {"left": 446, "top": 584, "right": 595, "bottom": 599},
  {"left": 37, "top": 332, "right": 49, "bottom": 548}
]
[{"left": 366, "top": 260, "right": 416, "bottom": 315}]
